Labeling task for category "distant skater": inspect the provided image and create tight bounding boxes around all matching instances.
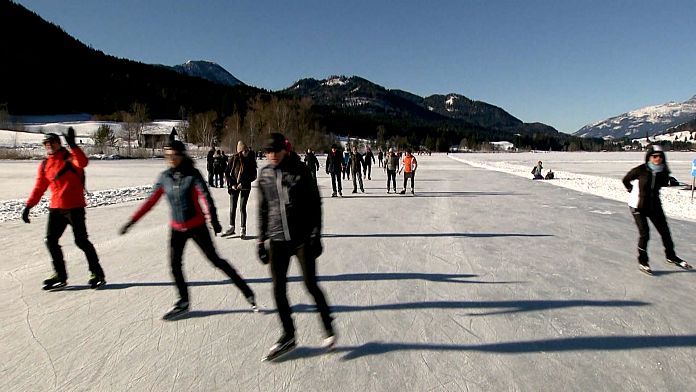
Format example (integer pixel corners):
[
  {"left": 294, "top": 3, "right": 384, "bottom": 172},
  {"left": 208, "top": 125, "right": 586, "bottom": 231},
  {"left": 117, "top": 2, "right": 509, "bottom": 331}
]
[
  {"left": 398, "top": 149, "right": 417, "bottom": 195},
  {"left": 349, "top": 146, "right": 365, "bottom": 193},
  {"left": 385, "top": 148, "right": 399, "bottom": 193},
  {"left": 304, "top": 148, "right": 320, "bottom": 181},
  {"left": 325, "top": 144, "right": 343, "bottom": 197},
  {"left": 363, "top": 147, "right": 375, "bottom": 180},
  {"left": 23, "top": 129, "right": 106, "bottom": 290},
  {"left": 622, "top": 145, "right": 691, "bottom": 275},
  {"left": 257, "top": 133, "right": 335, "bottom": 361},
  {"left": 119, "top": 138, "right": 256, "bottom": 320},
  {"left": 377, "top": 149, "right": 384, "bottom": 168},
  {"left": 222, "top": 141, "right": 257, "bottom": 239},
  {"left": 531, "top": 160, "right": 544, "bottom": 180}
]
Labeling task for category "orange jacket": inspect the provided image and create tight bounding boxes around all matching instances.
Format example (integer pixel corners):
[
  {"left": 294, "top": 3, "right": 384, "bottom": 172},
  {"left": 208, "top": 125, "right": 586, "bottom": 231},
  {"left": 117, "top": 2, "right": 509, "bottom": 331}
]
[
  {"left": 26, "top": 147, "right": 88, "bottom": 209},
  {"left": 402, "top": 155, "right": 417, "bottom": 173}
]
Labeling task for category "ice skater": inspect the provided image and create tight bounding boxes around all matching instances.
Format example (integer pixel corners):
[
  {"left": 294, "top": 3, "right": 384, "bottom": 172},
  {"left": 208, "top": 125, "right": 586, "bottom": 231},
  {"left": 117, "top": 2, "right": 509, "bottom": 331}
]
[
  {"left": 22, "top": 129, "right": 106, "bottom": 290},
  {"left": 622, "top": 144, "right": 691, "bottom": 275},
  {"left": 119, "top": 138, "right": 256, "bottom": 320},
  {"left": 385, "top": 148, "right": 399, "bottom": 193},
  {"left": 257, "top": 132, "right": 336, "bottom": 361},
  {"left": 222, "top": 141, "right": 257, "bottom": 239},
  {"left": 325, "top": 144, "right": 343, "bottom": 197},
  {"left": 363, "top": 147, "right": 375, "bottom": 180},
  {"left": 348, "top": 146, "right": 365, "bottom": 193},
  {"left": 398, "top": 149, "right": 417, "bottom": 194}
]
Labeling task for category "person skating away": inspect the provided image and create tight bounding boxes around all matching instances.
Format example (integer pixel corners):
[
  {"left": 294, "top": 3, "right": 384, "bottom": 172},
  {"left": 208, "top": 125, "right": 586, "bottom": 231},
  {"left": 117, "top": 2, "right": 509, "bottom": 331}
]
[
  {"left": 23, "top": 129, "right": 106, "bottom": 290},
  {"left": 622, "top": 144, "right": 691, "bottom": 275},
  {"left": 304, "top": 148, "right": 320, "bottom": 181},
  {"left": 257, "top": 133, "right": 336, "bottom": 361},
  {"left": 222, "top": 141, "right": 257, "bottom": 239},
  {"left": 377, "top": 149, "right": 384, "bottom": 168},
  {"left": 213, "top": 149, "right": 227, "bottom": 188},
  {"left": 348, "top": 146, "right": 365, "bottom": 193},
  {"left": 385, "top": 148, "right": 399, "bottom": 194},
  {"left": 119, "top": 139, "right": 257, "bottom": 320},
  {"left": 325, "top": 144, "right": 343, "bottom": 197},
  {"left": 206, "top": 146, "right": 216, "bottom": 186},
  {"left": 363, "top": 147, "right": 375, "bottom": 180},
  {"left": 342, "top": 149, "right": 351, "bottom": 180},
  {"left": 398, "top": 149, "right": 418, "bottom": 195}
]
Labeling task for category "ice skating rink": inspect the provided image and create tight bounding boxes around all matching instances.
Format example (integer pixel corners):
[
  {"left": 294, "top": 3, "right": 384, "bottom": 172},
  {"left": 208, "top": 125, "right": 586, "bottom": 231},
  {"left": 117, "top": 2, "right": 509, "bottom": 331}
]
[{"left": 2, "top": 153, "right": 696, "bottom": 391}]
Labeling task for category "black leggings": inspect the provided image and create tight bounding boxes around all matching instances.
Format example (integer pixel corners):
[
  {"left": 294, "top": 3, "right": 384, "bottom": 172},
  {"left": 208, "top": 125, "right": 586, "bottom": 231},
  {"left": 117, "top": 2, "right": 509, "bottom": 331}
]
[
  {"left": 386, "top": 170, "right": 396, "bottom": 190},
  {"left": 268, "top": 240, "right": 333, "bottom": 337},
  {"left": 403, "top": 171, "right": 415, "bottom": 190},
  {"left": 170, "top": 225, "right": 253, "bottom": 302},
  {"left": 46, "top": 208, "right": 103, "bottom": 280},
  {"left": 631, "top": 206, "right": 675, "bottom": 264},
  {"left": 229, "top": 189, "right": 250, "bottom": 228}
]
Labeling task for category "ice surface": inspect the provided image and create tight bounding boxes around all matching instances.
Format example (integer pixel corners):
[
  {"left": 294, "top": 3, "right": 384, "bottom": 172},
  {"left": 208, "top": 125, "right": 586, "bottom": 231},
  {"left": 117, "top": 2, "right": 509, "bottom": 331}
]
[{"left": 2, "top": 153, "right": 696, "bottom": 391}]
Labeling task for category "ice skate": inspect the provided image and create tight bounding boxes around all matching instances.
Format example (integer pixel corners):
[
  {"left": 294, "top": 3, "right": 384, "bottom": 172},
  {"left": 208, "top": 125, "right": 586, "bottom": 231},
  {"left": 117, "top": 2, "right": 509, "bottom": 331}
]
[
  {"left": 322, "top": 331, "right": 337, "bottom": 351},
  {"left": 666, "top": 256, "right": 692, "bottom": 270},
  {"left": 638, "top": 264, "right": 653, "bottom": 275},
  {"left": 88, "top": 273, "right": 106, "bottom": 289},
  {"left": 399, "top": 189, "right": 406, "bottom": 195},
  {"left": 240, "top": 228, "right": 246, "bottom": 240},
  {"left": 42, "top": 273, "right": 67, "bottom": 291},
  {"left": 262, "top": 335, "right": 296, "bottom": 362},
  {"left": 246, "top": 295, "right": 259, "bottom": 313},
  {"left": 162, "top": 300, "right": 189, "bottom": 320},
  {"left": 221, "top": 227, "right": 235, "bottom": 237}
]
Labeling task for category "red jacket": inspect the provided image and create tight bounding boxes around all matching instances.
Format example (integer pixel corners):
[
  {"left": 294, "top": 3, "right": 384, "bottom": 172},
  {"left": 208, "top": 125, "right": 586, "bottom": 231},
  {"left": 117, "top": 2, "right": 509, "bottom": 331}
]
[{"left": 26, "top": 147, "right": 88, "bottom": 209}]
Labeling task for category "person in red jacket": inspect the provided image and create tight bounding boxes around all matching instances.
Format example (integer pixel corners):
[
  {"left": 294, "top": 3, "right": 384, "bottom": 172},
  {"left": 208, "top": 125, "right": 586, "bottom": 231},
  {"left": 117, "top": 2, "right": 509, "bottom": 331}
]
[
  {"left": 119, "top": 138, "right": 256, "bottom": 320},
  {"left": 22, "top": 129, "right": 106, "bottom": 290}
]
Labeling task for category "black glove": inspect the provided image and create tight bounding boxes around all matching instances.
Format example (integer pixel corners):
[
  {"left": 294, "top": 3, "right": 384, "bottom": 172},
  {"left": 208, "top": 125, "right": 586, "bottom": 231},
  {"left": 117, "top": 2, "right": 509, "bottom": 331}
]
[
  {"left": 626, "top": 186, "right": 633, "bottom": 193},
  {"left": 64, "top": 127, "right": 77, "bottom": 148},
  {"left": 21, "top": 206, "right": 31, "bottom": 223},
  {"left": 257, "top": 242, "right": 269, "bottom": 265},
  {"left": 309, "top": 235, "right": 323, "bottom": 258},
  {"left": 119, "top": 220, "right": 134, "bottom": 235},
  {"left": 212, "top": 220, "right": 222, "bottom": 235}
]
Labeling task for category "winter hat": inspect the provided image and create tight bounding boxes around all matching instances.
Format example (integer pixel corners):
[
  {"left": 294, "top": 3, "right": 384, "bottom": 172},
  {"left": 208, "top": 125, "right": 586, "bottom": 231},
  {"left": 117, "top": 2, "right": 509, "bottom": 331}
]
[
  {"left": 263, "top": 132, "right": 288, "bottom": 152},
  {"left": 43, "top": 133, "right": 60, "bottom": 144},
  {"left": 237, "top": 140, "right": 247, "bottom": 153},
  {"left": 645, "top": 144, "right": 666, "bottom": 163},
  {"left": 165, "top": 139, "right": 186, "bottom": 154}
]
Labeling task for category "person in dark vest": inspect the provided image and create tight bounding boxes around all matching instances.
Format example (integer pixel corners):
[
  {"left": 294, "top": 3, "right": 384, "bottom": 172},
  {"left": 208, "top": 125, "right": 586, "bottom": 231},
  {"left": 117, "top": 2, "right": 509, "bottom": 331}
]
[
  {"left": 23, "top": 129, "right": 106, "bottom": 290},
  {"left": 257, "top": 132, "right": 336, "bottom": 361}
]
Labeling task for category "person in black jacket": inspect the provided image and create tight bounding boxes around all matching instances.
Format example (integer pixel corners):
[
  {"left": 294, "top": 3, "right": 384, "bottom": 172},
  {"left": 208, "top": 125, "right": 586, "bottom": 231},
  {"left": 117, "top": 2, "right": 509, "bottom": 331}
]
[
  {"left": 120, "top": 139, "right": 257, "bottom": 320},
  {"left": 325, "top": 144, "right": 343, "bottom": 197},
  {"left": 206, "top": 146, "right": 215, "bottom": 186},
  {"left": 304, "top": 149, "right": 320, "bottom": 181},
  {"left": 348, "top": 146, "right": 365, "bottom": 193},
  {"left": 363, "top": 147, "right": 375, "bottom": 180},
  {"left": 622, "top": 144, "right": 691, "bottom": 274},
  {"left": 257, "top": 133, "right": 335, "bottom": 361},
  {"left": 222, "top": 141, "right": 257, "bottom": 238}
]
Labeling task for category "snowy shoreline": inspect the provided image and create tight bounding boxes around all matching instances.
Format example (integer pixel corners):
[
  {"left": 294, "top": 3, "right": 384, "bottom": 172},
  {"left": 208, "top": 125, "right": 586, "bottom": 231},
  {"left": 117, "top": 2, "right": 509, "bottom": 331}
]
[{"left": 448, "top": 154, "right": 696, "bottom": 222}]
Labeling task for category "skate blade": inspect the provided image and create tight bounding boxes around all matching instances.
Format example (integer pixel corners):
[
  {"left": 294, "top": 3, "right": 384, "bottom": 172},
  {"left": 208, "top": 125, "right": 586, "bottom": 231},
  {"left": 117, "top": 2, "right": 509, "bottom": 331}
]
[
  {"left": 639, "top": 268, "right": 653, "bottom": 276},
  {"left": 43, "top": 283, "right": 67, "bottom": 291},
  {"left": 262, "top": 346, "right": 296, "bottom": 362},
  {"left": 91, "top": 281, "right": 107, "bottom": 289},
  {"left": 162, "top": 309, "right": 189, "bottom": 321}
]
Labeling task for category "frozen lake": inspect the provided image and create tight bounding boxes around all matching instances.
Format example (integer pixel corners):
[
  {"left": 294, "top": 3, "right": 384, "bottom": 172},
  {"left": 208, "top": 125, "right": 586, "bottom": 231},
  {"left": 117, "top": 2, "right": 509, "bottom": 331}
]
[{"left": 2, "top": 153, "right": 696, "bottom": 391}]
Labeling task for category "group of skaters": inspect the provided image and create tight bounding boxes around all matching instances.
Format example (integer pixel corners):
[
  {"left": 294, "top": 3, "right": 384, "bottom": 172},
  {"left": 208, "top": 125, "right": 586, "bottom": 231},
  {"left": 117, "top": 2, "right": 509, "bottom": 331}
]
[
  {"left": 19, "top": 130, "right": 691, "bottom": 362},
  {"left": 324, "top": 144, "right": 418, "bottom": 196},
  {"left": 23, "top": 130, "right": 334, "bottom": 361}
]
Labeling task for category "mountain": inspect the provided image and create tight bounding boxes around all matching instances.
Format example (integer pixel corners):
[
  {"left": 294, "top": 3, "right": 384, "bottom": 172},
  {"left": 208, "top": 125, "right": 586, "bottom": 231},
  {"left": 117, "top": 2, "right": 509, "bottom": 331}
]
[
  {"left": 574, "top": 95, "right": 696, "bottom": 139},
  {"left": 0, "top": 1, "right": 258, "bottom": 117},
  {"left": 280, "top": 75, "right": 557, "bottom": 135},
  {"left": 170, "top": 60, "right": 244, "bottom": 87}
]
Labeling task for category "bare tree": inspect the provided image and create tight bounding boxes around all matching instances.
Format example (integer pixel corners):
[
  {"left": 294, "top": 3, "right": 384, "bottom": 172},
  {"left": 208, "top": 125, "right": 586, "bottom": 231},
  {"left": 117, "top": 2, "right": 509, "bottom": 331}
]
[{"left": 130, "top": 102, "right": 149, "bottom": 145}]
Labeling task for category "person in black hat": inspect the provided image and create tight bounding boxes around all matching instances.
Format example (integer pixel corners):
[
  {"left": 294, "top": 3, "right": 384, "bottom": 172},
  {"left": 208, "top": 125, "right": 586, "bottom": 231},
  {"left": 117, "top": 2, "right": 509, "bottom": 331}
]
[
  {"left": 622, "top": 144, "right": 691, "bottom": 275},
  {"left": 119, "top": 138, "right": 257, "bottom": 320},
  {"left": 325, "top": 143, "right": 343, "bottom": 197},
  {"left": 257, "top": 132, "right": 336, "bottom": 361},
  {"left": 23, "top": 128, "right": 106, "bottom": 290}
]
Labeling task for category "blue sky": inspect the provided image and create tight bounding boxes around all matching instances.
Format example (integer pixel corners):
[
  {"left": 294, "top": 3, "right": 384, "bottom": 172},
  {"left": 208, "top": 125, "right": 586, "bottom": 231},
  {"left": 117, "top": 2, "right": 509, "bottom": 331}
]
[{"left": 16, "top": 0, "right": 696, "bottom": 134}]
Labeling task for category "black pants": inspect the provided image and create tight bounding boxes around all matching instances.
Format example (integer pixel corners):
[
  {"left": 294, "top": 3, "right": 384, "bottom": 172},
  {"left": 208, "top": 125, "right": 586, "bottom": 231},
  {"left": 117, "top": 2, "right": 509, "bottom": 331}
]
[
  {"left": 343, "top": 164, "right": 350, "bottom": 180},
  {"left": 364, "top": 163, "right": 372, "bottom": 179},
  {"left": 352, "top": 170, "right": 364, "bottom": 192},
  {"left": 631, "top": 206, "right": 676, "bottom": 264},
  {"left": 46, "top": 208, "right": 103, "bottom": 280},
  {"left": 403, "top": 171, "right": 415, "bottom": 190},
  {"left": 268, "top": 240, "right": 333, "bottom": 338},
  {"left": 207, "top": 167, "right": 214, "bottom": 186},
  {"left": 330, "top": 172, "right": 342, "bottom": 194},
  {"left": 229, "top": 189, "right": 250, "bottom": 229},
  {"left": 387, "top": 170, "right": 396, "bottom": 191},
  {"left": 378, "top": 158, "right": 383, "bottom": 167},
  {"left": 170, "top": 225, "right": 253, "bottom": 302},
  {"left": 214, "top": 171, "right": 224, "bottom": 187}
]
